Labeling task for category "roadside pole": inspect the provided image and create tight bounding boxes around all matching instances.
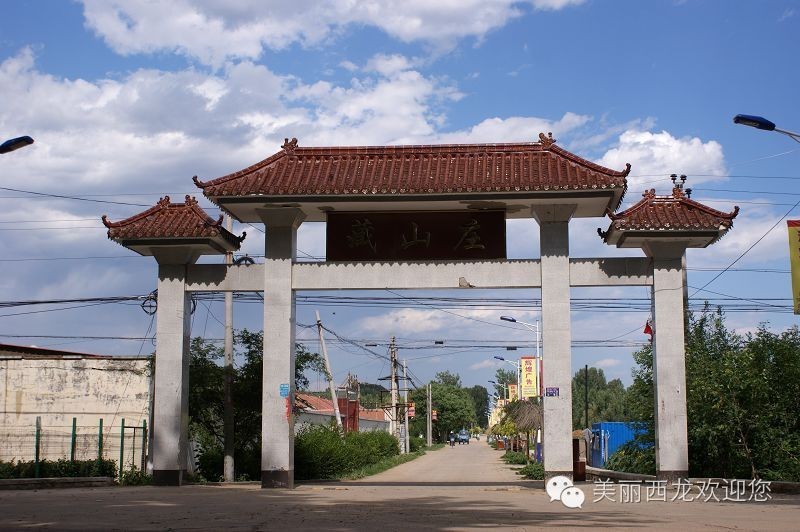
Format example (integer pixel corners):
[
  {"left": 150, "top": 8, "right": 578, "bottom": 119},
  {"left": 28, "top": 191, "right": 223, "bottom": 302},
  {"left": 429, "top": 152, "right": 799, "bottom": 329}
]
[
  {"left": 223, "top": 215, "right": 235, "bottom": 482},
  {"left": 316, "top": 311, "right": 343, "bottom": 430},
  {"left": 426, "top": 383, "right": 432, "bottom": 446},
  {"left": 403, "top": 360, "right": 410, "bottom": 454},
  {"left": 390, "top": 337, "right": 399, "bottom": 445}
]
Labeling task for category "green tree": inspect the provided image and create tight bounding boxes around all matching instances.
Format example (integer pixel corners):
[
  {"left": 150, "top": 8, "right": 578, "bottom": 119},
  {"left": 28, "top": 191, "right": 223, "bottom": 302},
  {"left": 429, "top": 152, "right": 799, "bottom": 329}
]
[
  {"left": 615, "top": 308, "right": 800, "bottom": 481},
  {"left": 435, "top": 370, "right": 462, "bottom": 388},
  {"left": 465, "top": 385, "right": 489, "bottom": 428},
  {"left": 493, "top": 367, "right": 516, "bottom": 398},
  {"left": 408, "top": 377, "right": 475, "bottom": 442},
  {"left": 571, "top": 366, "right": 628, "bottom": 430},
  {"left": 358, "top": 382, "right": 389, "bottom": 409},
  {"left": 188, "top": 330, "right": 327, "bottom": 480}
]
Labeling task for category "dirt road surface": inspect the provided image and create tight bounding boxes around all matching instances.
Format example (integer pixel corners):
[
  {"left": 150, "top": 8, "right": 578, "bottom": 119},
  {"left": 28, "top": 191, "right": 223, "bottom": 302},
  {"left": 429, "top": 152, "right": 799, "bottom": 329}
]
[{"left": 1, "top": 441, "right": 797, "bottom": 531}]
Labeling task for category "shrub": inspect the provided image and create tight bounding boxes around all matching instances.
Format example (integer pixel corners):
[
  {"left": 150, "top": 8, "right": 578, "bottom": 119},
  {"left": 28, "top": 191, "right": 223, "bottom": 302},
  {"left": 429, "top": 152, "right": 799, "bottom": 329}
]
[
  {"left": 409, "top": 436, "right": 426, "bottom": 453},
  {"left": 120, "top": 466, "right": 152, "bottom": 486},
  {"left": 294, "top": 425, "right": 400, "bottom": 480},
  {"left": 517, "top": 461, "right": 544, "bottom": 480},
  {"left": 502, "top": 451, "right": 528, "bottom": 465},
  {"left": 605, "top": 441, "right": 656, "bottom": 476},
  {"left": 0, "top": 459, "right": 117, "bottom": 479}
]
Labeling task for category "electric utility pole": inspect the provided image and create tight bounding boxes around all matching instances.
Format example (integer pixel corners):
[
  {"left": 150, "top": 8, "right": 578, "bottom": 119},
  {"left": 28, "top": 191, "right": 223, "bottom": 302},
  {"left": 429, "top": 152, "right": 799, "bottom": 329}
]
[
  {"left": 403, "top": 359, "right": 410, "bottom": 454},
  {"left": 390, "top": 336, "right": 399, "bottom": 444},
  {"left": 584, "top": 364, "right": 589, "bottom": 429},
  {"left": 426, "top": 383, "right": 432, "bottom": 446},
  {"left": 223, "top": 216, "right": 235, "bottom": 482},
  {"left": 316, "top": 311, "right": 342, "bottom": 430}
]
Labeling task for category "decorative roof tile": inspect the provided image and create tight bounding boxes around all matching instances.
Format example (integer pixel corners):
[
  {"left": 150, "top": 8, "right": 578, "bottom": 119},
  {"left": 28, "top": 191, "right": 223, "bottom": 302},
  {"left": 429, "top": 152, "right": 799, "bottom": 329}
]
[
  {"left": 599, "top": 183, "right": 739, "bottom": 247},
  {"left": 102, "top": 195, "right": 245, "bottom": 248},
  {"left": 194, "top": 133, "right": 630, "bottom": 203}
]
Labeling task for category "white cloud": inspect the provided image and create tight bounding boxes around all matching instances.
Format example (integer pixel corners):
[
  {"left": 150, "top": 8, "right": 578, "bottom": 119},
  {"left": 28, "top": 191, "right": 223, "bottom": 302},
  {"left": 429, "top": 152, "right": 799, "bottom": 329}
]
[
  {"left": 358, "top": 309, "right": 452, "bottom": 335},
  {"left": 432, "top": 112, "right": 591, "bottom": 145},
  {"left": 779, "top": 8, "right": 795, "bottom": 22},
  {"left": 599, "top": 129, "right": 727, "bottom": 192},
  {"left": 81, "top": 0, "right": 585, "bottom": 67},
  {"left": 469, "top": 359, "right": 501, "bottom": 370},
  {"left": 593, "top": 358, "right": 621, "bottom": 369}
]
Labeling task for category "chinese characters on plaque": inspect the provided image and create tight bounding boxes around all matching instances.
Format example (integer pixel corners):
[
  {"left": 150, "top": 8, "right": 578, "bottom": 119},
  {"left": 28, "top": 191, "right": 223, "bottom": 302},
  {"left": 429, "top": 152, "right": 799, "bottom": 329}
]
[
  {"left": 787, "top": 220, "right": 800, "bottom": 314},
  {"left": 326, "top": 211, "right": 506, "bottom": 261},
  {"left": 520, "top": 356, "right": 541, "bottom": 398}
]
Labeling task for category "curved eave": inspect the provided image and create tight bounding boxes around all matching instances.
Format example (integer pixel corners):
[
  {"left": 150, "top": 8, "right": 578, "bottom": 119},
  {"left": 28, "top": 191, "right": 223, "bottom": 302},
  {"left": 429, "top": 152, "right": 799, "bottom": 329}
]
[
  {"left": 600, "top": 226, "right": 734, "bottom": 249},
  {"left": 108, "top": 236, "right": 241, "bottom": 257},
  {"left": 204, "top": 188, "right": 627, "bottom": 222}
]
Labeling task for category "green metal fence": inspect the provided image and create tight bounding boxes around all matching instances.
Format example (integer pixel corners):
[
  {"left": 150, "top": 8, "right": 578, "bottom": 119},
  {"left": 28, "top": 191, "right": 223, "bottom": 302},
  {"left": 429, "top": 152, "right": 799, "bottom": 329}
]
[{"left": 1, "top": 417, "right": 148, "bottom": 478}]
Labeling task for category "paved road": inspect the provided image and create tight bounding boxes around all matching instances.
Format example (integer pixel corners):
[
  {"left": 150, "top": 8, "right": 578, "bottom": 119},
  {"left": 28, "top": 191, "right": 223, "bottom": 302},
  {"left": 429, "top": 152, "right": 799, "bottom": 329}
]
[
  {"left": 350, "top": 438, "right": 525, "bottom": 486},
  {"left": 1, "top": 442, "right": 798, "bottom": 530}
]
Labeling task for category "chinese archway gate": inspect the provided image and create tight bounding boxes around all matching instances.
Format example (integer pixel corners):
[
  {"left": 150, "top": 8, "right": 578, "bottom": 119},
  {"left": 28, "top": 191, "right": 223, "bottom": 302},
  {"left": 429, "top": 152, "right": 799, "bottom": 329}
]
[{"left": 103, "top": 133, "right": 738, "bottom": 488}]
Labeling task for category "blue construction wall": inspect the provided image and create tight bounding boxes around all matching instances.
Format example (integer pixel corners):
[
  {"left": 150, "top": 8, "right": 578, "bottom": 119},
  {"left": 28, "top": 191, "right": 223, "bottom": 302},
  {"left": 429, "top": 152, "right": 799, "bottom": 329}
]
[{"left": 590, "top": 422, "right": 644, "bottom": 467}]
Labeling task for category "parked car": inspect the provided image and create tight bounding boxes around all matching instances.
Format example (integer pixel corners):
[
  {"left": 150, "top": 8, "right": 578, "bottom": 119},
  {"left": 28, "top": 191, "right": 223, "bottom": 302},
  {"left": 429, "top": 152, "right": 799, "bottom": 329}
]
[{"left": 457, "top": 430, "right": 470, "bottom": 444}]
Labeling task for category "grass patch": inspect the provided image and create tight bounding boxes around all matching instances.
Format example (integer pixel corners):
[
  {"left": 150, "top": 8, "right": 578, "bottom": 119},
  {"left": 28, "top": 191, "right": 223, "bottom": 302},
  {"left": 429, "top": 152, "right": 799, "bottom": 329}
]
[
  {"left": 342, "top": 451, "right": 424, "bottom": 480},
  {"left": 426, "top": 443, "right": 445, "bottom": 451}
]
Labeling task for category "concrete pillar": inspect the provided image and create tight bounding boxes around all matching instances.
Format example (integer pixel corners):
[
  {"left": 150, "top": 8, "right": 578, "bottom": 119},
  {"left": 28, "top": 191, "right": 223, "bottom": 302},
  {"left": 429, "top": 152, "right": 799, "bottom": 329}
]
[
  {"left": 646, "top": 242, "right": 689, "bottom": 481},
  {"left": 152, "top": 263, "right": 192, "bottom": 486},
  {"left": 532, "top": 204, "right": 576, "bottom": 481},
  {"left": 258, "top": 208, "right": 306, "bottom": 488}
]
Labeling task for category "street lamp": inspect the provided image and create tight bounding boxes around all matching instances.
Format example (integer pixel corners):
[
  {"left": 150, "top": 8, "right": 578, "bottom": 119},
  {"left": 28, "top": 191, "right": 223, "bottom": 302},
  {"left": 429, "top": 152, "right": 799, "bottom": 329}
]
[
  {"left": 493, "top": 356, "right": 521, "bottom": 400},
  {"left": 487, "top": 380, "right": 509, "bottom": 400},
  {"left": 733, "top": 114, "right": 800, "bottom": 143},
  {"left": 499, "top": 315, "right": 540, "bottom": 359},
  {"left": 0, "top": 136, "right": 34, "bottom": 154}
]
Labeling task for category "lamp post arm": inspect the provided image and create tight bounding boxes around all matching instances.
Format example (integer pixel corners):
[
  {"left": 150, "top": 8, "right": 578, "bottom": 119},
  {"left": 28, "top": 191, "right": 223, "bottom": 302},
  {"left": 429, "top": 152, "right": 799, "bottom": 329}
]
[{"left": 775, "top": 128, "right": 800, "bottom": 144}]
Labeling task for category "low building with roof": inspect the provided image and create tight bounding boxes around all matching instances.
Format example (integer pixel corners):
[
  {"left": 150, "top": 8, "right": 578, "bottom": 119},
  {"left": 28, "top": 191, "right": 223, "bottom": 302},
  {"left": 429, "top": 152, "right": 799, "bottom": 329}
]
[
  {"left": 295, "top": 393, "right": 389, "bottom": 433},
  {"left": 0, "top": 343, "right": 151, "bottom": 470}
]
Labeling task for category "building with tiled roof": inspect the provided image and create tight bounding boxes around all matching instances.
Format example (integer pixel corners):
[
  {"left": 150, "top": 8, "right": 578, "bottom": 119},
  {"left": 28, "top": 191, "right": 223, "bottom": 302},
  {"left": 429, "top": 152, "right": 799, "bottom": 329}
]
[
  {"left": 193, "top": 133, "right": 631, "bottom": 222},
  {"left": 102, "top": 195, "right": 245, "bottom": 261},
  {"left": 599, "top": 178, "right": 739, "bottom": 249},
  {"left": 295, "top": 393, "right": 388, "bottom": 432}
]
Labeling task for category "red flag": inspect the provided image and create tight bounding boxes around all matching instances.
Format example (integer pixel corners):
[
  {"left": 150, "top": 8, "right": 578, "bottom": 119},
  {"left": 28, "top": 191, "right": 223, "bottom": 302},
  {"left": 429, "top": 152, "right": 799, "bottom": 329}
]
[{"left": 643, "top": 320, "right": 653, "bottom": 341}]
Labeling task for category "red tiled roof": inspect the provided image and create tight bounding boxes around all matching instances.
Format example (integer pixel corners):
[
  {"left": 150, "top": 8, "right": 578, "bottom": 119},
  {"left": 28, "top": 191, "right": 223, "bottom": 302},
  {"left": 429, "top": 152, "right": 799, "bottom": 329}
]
[
  {"left": 296, "top": 393, "right": 334, "bottom": 412},
  {"left": 359, "top": 409, "right": 387, "bottom": 422},
  {"left": 295, "top": 393, "right": 387, "bottom": 422},
  {"left": 194, "top": 134, "right": 630, "bottom": 201},
  {"left": 599, "top": 186, "right": 739, "bottom": 244},
  {"left": 102, "top": 195, "right": 245, "bottom": 247}
]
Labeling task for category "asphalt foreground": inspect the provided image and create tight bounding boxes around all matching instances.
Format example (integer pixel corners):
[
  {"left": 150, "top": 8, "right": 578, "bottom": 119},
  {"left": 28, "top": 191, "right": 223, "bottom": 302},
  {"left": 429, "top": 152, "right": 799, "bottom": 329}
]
[{"left": 1, "top": 443, "right": 797, "bottom": 531}]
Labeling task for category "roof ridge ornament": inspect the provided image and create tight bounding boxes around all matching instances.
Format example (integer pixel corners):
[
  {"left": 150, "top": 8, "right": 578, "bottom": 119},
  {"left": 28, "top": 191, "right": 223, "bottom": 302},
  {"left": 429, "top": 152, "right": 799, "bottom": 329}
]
[
  {"left": 157, "top": 195, "right": 171, "bottom": 207},
  {"left": 670, "top": 174, "right": 691, "bottom": 198},
  {"left": 643, "top": 189, "right": 656, "bottom": 199},
  {"left": 538, "top": 132, "right": 556, "bottom": 147},
  {"left": 282, "top": 137, "right": 299, "bottom": 154}
]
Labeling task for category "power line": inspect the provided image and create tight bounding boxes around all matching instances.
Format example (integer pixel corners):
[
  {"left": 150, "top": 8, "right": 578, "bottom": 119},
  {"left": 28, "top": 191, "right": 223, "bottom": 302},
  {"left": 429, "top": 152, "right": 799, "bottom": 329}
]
[
  {"left": 0, "top": 186, "right": 151, "bottom": 207},
  {"left": 690, "top": 198, "right": 800, "bottom": 296}
]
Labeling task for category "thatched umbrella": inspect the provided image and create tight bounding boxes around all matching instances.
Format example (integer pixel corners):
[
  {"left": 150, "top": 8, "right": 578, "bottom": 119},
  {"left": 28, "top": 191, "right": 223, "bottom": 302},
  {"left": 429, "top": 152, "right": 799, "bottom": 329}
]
[
  {"left": 501, "top": 399, "right": 543, "bottom": 459},
  {"left": 504, "top": 399, "right": 543, "bottom": 433}
]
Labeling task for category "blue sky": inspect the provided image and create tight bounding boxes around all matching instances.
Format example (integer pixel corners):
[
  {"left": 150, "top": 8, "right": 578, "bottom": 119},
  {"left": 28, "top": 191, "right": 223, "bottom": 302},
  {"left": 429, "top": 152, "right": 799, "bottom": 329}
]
[{"left": 1, "top": 0, "right": 799, "bottom": 392}]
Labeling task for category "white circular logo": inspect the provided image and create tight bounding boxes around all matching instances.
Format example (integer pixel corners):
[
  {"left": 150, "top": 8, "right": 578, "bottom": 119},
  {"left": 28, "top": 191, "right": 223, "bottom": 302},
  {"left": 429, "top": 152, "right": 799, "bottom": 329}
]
[
  {"left": 560, "top": 486, "right": 586, "bottom": 509},
  {"left": 546, "top": 475, "right": 574, "bottom": 502}
]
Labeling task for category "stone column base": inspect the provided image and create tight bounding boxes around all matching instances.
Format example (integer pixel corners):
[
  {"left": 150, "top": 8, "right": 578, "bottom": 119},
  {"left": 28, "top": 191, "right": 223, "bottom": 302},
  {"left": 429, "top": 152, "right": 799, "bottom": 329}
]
[
  {"left": 262, "top": 469, "right": 294, "bottom": 489},
  {"left": 545, "top": 471, "right": 574, "bottom": 485},
  {"left": 657, "top": 470, "right": 689, "bottom": 483},
  {"left": 152, "top": 469, "right": 182, "bottom": 486}
]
